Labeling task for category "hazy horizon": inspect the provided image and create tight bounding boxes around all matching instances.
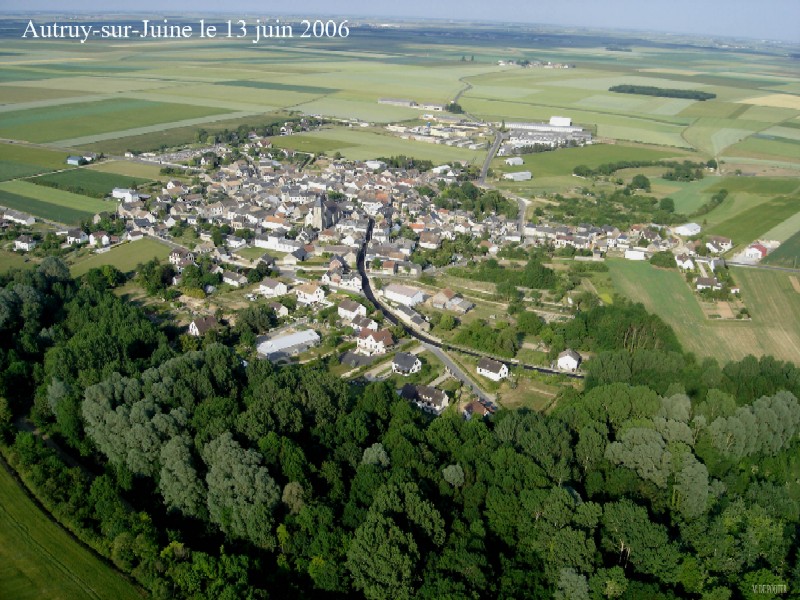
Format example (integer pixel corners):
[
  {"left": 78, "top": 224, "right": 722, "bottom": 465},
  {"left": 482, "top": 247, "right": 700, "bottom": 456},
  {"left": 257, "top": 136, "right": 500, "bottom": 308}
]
[{"left": 2, "top": 0, "right": 798, "bottom": 43}]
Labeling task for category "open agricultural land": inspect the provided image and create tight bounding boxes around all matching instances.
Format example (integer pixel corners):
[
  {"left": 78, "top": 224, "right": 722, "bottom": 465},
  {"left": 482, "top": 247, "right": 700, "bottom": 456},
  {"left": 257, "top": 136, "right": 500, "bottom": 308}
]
[
  {"left": 0, "top": 463, "right": 142, "bottom": 600},
  {"left": 607, "top": 259, "right": 800, "bottom": 363},
  {"left": 0, "top": 180, "right": 110, "bottom": 224}
]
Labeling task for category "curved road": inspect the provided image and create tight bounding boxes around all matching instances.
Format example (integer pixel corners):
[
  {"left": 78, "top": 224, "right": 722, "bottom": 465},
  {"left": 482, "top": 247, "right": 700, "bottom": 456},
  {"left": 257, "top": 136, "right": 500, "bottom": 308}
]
[{"left": 356, "top": 219, "right": 584, "bottom": 396}]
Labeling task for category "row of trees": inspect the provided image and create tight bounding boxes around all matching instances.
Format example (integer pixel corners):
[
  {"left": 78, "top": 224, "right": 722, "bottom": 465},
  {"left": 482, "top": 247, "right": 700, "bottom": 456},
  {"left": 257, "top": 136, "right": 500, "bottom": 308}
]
[{"left": 609, "top": 85, "right": 716, "bottom": 101}]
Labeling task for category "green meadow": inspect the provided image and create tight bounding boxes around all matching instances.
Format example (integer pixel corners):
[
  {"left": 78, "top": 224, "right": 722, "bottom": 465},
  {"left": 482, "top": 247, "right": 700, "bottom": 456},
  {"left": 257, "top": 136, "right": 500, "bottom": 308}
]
[
  {"left": 70, "top": 239, "right": 170, "bottom": 276},
  {"left": 0, "top": 180, "right": 111, "bottom": 224}
]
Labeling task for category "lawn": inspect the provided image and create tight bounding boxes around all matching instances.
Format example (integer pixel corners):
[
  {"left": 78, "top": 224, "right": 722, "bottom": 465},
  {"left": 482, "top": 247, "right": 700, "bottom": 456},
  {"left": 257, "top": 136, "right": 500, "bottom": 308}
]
[
  {"left": 0, "top": 180, "right": 111, "bottom": 224},
  {"left": 0, "top": 98, "right": 228, "bottom": 143},
  {"left": 762, "top": 230, "right": 800, "bottom": 268},
  {"left": 70, "top": 239, "right": 170, "bottom": 276},
  {"left": 27, "top": 170, "right": 149, "bottom": 199},
  {"left": 0, "top": 462, "right": 142, "bottom": 600},
  {"left": 0, "top": 249, "right": 32, "bottom": 272},
  {"left": 608, "top": 259, "right": 800, "bottom": 364}
]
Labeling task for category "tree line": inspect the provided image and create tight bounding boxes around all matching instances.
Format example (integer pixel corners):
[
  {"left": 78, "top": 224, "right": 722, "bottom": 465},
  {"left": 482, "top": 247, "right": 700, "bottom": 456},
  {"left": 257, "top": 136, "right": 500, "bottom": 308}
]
[{"left": 609, "top": 85, "right": 716, "bottom": 101}]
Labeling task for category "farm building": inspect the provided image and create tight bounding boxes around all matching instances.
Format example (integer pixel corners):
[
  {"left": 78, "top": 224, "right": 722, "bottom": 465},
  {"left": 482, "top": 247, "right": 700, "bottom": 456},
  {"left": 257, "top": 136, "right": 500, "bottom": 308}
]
[
  {"left": 503, "top": 171, "right": 532, "bottom": 181},
  {"left": 504, "top": 157, "right": 524, "bottom": 166},
  {"left": 674, "top": 223, "right": 702, "bottom": 237},
  {"left": 257, "top": 329, "right": 320, "bottom": 361}
]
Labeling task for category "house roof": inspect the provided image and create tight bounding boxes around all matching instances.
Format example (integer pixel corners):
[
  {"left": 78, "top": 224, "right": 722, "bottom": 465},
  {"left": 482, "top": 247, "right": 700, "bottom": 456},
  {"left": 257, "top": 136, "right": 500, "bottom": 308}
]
[
  {"left": 339, "top": 299, "right": 362, "bottom": 313},
  {"left": 477, "top": 357, "right": 505, "bottom": 374},
  {"left": 190, "top": 316, "right": 218, "bottom": 334},
  {"left": 393, "top": 352, "right": 420, "bottom": 370},
  {"left": 558, "top": 349, "right": 581, "bottom": 362},
  {"left": 359, "top": 328, "right": 394, "bottom": 345}
]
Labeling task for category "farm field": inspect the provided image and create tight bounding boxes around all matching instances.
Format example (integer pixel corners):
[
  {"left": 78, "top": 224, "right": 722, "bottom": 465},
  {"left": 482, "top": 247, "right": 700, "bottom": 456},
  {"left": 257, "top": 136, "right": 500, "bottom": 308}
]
[
  {"left": 0, "top": 98, "right": 229, "bottom": 144},
  {"left": 762, "top": 230, "right": 800, "bottom": 268},
  {"left": 27, "top": 170, "right": 149, "bottom": 199},
  {"left": 492, "top": 143, "right": 693, "bottom": 179},
  {"left": 87, "top": 160, "right": 165, "bottom": 180},
  {"left": 607, "top": 259, "right": 800, "bottom": 363},
  {"left": 70, "top": 239, "right": 170, "bottom": 276},
  {"left": 706, "top": 196, "right": 800, "bottom": 246},
  {"left": 272, "top": 127, "right": 485, "bottom": 163},
  {"left": 0, "top": 143, "right": 73, "bottom": 181},
  {"left": 0, "top": 180, "right": 111, "bottom": 224},
  {"left": 0, "top": 463, "right": 142, "bottom": 600}
]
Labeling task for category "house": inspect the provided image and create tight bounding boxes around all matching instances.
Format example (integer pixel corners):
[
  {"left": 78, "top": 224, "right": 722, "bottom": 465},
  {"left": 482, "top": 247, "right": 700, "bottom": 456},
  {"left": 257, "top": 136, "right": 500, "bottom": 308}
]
[
  {"left": 463, "top": 400, "right": 495, "bottom": 421},
  {"left": 675, "top": 253, "right": 694, "bottom": 270},
  {"left": 431, "top": 289, "right": 474, "bottom": 313},
  {"left": 226, "top": 235, "right": 247, "bottom": 249},
  {"left": 557, "top": 349, "right": 581, "bottom": 372},
  {"left": 400, "top": 384, "right": 449, "bottom": 415},
  {"left": 383, "top": 283, "right": 425, "bottom": 307},
  {"left": 3, "top": 210, "right": 35, "bottom": 226},
  {"left": 392, "top": 352, "right": 422, "bottom": 376},
  {"left": 351, "top": 315, "right": 379, "bottom": 333},
  {"left": 222, "top": 271, "right": 248, "bottom": 288},
  {"left": 338, "top": 299, "right": 367, "bottom": 321},
  {"left": 744, "top": 243, "right": 768, "bottom": 260},
  {"left": 188, "top": 316, "right": 218, "bottom": 337},
  {"left": 169, "top": 248, "right": 195, "bottom": 267},
  {"left": 66, "top": 155, "right": 85, "bottom": 166},
  {"left": 477, "top": 357, "right": 509, "bottom": 382},
  {"left": 432, "top": 289, "right": 457, "bottom": 309},
  {"left": 259, "top": 278, "right": 288, "bottom": 297},
  {"left": 295, "top": 283, "right": 325, "bottom": 305},
  {"left": 66, "top": 228, "right": 88, "bottom": 245},
  {"left": 89, "top": 231, "right": 109, "bottom": 247},
  {"left": 13, "top": 235, "right": 36, "bottom": 251},
  {"left": 357, "top": 328, "right": 394, "bottom": 355},
  {"left": 695, "top": 277, "right": 721, "bottom": 291},
  {"left": 707, "top": 235, "right": 733, "bottom": 252},
  {"left": 257, "top": 329, "right": 320, "bottom": 361},
  {"left": 267, "top": 301, "right": 289, "bottom": 318}
]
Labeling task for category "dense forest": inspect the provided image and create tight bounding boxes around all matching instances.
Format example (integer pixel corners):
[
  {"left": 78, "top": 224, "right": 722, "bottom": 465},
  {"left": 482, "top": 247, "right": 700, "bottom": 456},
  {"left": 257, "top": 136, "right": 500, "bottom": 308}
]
[{"left": 1, "top": 258, "right": 799, "bottom": 599}]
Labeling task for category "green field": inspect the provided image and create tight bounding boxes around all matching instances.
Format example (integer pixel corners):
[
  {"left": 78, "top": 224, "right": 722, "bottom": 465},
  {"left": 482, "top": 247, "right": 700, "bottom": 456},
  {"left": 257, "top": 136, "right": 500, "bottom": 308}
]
[
  {"left": 707, "top": 196, "right": 800, "bottom": 246},
  {"left": 0, "top": 98, "right": 229, "bottom": 144},
  {"left": 0, "top": 143, "right": 74, "bottom": 181},
  {"left": 607, "top": 259, "right": 800, "bottom": 363},
  {"left": 762, "top": 230, "right": 800, "bottom": 268},
  {"left": 27, "top": 170, "right": 149, "bottom": 199},
  {"left": 0, "top": 180, "right": 111, "bottom": 224},
  {"left": 494, "top": 143, "right": 693, "bottom": 179},
  {"left": 0, "top": 249, "right": 32, "bottom": 272},
  {"left": 0, "top": 462, "right": 142, "bottom": 600},
  {"left": 70, "top": 239, "right": 170, "bottom": 276},
  {"left": 87, "top": 160, "right": 165, "bottom": 180}
]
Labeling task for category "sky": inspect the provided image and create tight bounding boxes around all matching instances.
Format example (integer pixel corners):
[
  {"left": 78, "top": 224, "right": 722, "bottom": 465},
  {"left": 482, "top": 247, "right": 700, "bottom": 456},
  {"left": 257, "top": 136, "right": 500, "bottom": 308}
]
[{"left": 8, "top": 0, "right": 800, "bottom": 42}]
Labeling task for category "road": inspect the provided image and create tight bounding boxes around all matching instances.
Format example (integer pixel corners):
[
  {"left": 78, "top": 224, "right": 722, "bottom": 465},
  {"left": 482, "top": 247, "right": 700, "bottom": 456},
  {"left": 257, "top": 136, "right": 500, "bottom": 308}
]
[
  {"left": 479, "top": 129, "right": 506, "bottom": 185},
  {"left": 356, "top": 218, "right": 584, "bottom": 397}
]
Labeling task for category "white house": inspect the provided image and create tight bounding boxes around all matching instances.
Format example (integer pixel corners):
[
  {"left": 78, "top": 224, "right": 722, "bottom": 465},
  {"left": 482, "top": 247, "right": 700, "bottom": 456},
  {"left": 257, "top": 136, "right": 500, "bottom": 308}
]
[
  {"left": 267, "top": 301, "right": 289, "bottom": 318},
  {"left": 338, "top": 299, "right": 367, "bottom": 321},
  {"left": 89, "top": 231, "right": 110, "bottom": 247},
  {"left": 222, "top": 271, "right": 248, "bottom": 287},
  {"left": 392, "top": 352, "right": 422, "bottom": 376},
  {"left": 66, "top": 229, "right": 88, "bottom": 245},
  {"left": 112, "top": 188, "right": 140, "bottom": 203},
  {"left": 675, "top": 254, "right": 695, "bottom": 270},
  {"left": 259, "top": 278, "right": 288, "bottom": 297},
  {"left": 557, "top": 349, "right": 581, "bottom": 372},
  {"left": 477, "top": 358, "right": 509, "bottom": 382},
  {"left": 13, "top": 235, "right": 36, "bottom": 251},
  {"left": 743, "top": 244, "right": 768, "bottom": 260},
  {"left": 188, "top": 316, "right": 218, "bottom": 337},
  {"left": 357, "top": 329, "right": 394, "bottom": 355},
  {"left": 383, "top": 283, "right": 425, "bottom": 307},
  {"left": 295, "top": 283, "right": 325, "bottom": 305}
]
